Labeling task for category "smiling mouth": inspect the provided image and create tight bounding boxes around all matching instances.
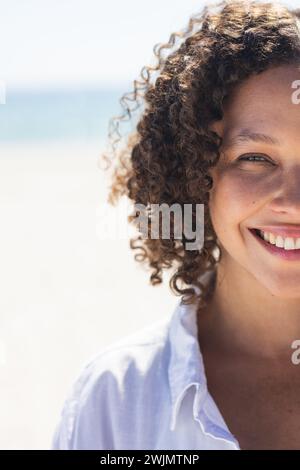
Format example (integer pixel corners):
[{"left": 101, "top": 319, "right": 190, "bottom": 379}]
[
  {"left": 252, "top": 228, "right": 263, "bottom": 239},
  {"left": 250, "top": 228, "right": 300, "bottom": 246},
  {"left": 248, "top": 228, "right": 300, "bottom": 261}
]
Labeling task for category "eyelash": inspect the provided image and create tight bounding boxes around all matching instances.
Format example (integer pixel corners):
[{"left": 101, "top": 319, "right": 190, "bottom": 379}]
[{"left": 237, "top": 154, "right": 271, "bottom": 163}]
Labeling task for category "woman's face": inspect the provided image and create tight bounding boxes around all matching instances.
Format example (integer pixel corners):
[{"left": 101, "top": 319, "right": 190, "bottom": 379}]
[{"left": 208, "top": 63, "right": 300, "bottom": 298}]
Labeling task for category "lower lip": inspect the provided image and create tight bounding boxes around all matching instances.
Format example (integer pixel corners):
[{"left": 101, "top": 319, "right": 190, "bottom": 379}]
[{"left": 248, "top": 228, "right": 300, "bottom": 261}]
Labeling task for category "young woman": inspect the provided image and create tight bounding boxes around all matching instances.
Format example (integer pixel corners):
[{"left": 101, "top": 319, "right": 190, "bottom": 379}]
[{"left": 51, "top": 0, "right": 300, "bottom": 450}]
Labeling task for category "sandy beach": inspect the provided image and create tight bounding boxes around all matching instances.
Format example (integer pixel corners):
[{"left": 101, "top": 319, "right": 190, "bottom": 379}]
[{"left": 0, "top": 141, "right": 178, "bottom": 449}]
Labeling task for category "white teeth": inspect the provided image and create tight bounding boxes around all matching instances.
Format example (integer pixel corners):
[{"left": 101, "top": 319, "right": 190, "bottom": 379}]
[
  {"left": 263, "top": 231, "right": 269, "bottom": 242},
  {"left": 259, "top": 230, "right": 300, "bottom": 250},
  {"left": 269, "top": 233, "right": 276, "bottom": 244},
  {"left": 275, "top": 235, "right": 284, "bottom": 248},
  {"left": 284, "top": 237, "right": 295, "bottom": 250}
]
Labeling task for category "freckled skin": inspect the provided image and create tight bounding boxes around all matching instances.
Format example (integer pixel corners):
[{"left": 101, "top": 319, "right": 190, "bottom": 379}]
[
  {"left": 197, "top": 64, "right": 300, "bottom": 450},
  {"left": 208, "top": 64, "right": 300, "bottom": 298}
]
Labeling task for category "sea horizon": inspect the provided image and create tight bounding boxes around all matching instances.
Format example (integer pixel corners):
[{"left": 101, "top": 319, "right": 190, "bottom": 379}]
[{"left": 0, "top": 86, "right": 138, "bottom": 144}]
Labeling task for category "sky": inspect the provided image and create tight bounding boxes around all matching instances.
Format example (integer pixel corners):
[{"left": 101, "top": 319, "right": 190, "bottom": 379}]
[{"left": 1, "top": 0, "right": 299, "bottom": 90}]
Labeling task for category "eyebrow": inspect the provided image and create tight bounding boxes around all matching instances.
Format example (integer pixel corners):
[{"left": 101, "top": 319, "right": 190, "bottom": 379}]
[{"left": 222, "top": 129, "right": 281, "bottom": 150}]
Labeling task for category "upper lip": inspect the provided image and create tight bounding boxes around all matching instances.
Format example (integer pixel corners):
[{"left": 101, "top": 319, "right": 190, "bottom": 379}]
[{"left": 250, "top": 226, "right": 300, "bottom": 238}]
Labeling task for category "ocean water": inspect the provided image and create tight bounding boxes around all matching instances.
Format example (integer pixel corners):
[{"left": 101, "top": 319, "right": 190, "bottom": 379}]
[{"left": 0, "top": 87, "right": 138, "bottom": 143}]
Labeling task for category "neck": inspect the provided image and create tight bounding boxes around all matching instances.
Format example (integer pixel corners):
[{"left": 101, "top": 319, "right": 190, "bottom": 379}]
[{"left": 199, "top": 257, "right": 300, "bottom": 360}]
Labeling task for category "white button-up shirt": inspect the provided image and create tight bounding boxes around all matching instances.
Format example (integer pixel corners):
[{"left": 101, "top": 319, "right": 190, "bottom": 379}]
[{"left": 51, "top": 282, "right": 241, "bottom": 450}]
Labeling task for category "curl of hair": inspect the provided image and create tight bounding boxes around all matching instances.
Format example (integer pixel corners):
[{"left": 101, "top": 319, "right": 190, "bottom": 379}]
[{"left": 99, "top": 0, "right": 300, "bottom": 318}]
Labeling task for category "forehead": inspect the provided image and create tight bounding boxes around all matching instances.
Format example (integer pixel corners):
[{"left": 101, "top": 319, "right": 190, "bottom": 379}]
[{"left": 211, "top": 64, "right": 300, "bottom": 140}]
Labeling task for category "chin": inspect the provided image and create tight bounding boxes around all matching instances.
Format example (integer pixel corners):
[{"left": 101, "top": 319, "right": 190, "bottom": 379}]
[{"left": 262, "top": 281, "right": 300, "bottom": 300}]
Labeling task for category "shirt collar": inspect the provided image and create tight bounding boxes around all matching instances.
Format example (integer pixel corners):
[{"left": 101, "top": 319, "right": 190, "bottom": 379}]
[
  {"left": 167, "top": 270, "right": 240, "bottom": 447},
  {"left": 167, "top": 277, "right": 208, "bottom": 432}
]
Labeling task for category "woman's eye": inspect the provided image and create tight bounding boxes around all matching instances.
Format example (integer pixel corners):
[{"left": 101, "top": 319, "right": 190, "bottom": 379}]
[{"left": 237, "top": 154, "right": 271, "bottom": 163}]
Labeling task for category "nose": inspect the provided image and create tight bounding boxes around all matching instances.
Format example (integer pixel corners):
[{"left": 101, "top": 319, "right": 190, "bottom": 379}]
[{"left": 269, "top": 166, "right": 300, "bottom": 215}]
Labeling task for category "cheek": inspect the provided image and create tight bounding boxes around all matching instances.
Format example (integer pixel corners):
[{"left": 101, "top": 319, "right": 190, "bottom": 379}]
[{"left": 208, "top": 169, "right": 272, "bottom": 234}]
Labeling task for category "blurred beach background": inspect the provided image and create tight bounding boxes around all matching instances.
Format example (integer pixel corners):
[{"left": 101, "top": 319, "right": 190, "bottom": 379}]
[{"left": 0, "top": 0, "right": 298, "bottom": 449}]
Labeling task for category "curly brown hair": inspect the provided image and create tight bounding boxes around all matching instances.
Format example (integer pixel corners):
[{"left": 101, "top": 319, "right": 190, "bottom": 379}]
[{"left": 98, "top": 0, "right": 300, "bottom": 318}]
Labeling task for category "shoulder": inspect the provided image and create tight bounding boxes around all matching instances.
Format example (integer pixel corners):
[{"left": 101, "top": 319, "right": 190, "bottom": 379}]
[{"left": 51, "top": 313, "right": 173, "bottom": 450}]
